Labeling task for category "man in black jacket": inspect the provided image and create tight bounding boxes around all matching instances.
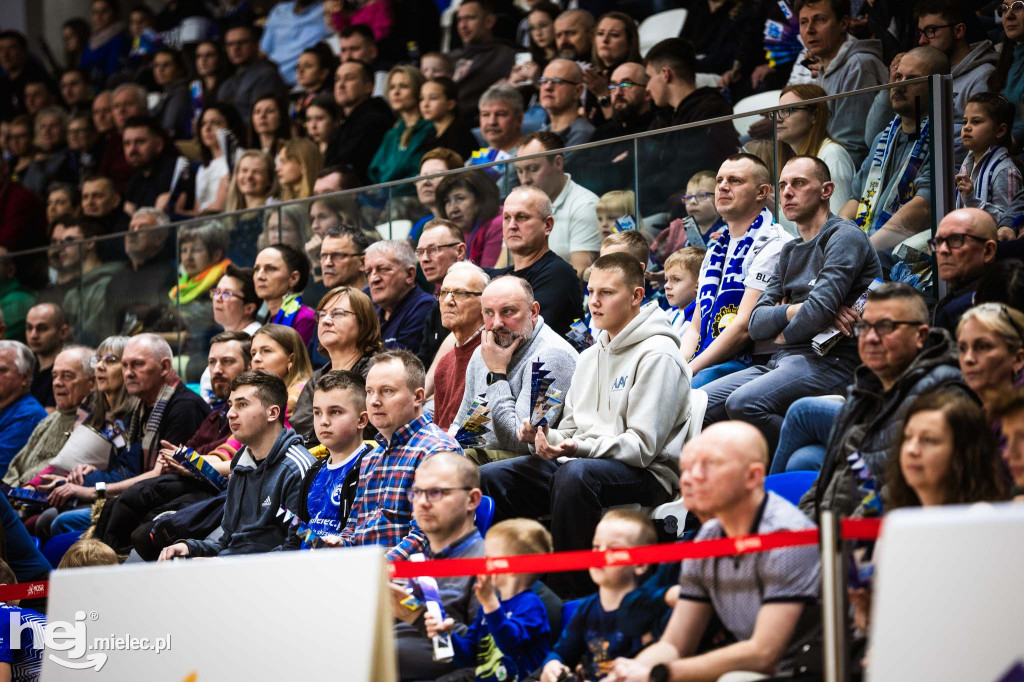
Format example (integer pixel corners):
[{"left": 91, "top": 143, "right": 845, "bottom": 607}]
[
  {"left": 450, "top": 0, "right": 517, "bottom": 123},
  {"left": 324, "top": 60, "right": 393, "bottom": 183}
]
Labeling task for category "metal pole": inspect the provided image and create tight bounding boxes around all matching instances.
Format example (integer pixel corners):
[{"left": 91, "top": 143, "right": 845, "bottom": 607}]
[
  {"left": 929, "top": 73, "right": 954, "bottom": 302},
  {"left": 820, "top": 510, "right": 847, "bottom": 682}
]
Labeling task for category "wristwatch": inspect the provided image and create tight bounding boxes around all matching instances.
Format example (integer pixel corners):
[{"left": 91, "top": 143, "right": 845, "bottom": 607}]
[
  {"left": 486, "top": 372, "right": 508, "bottom": 385},
  {"left": 649, "top": 664, "right": 670, "bottom": 682},
  {"left": 94, "top": 481, "right": 107, "bottom": 499}
]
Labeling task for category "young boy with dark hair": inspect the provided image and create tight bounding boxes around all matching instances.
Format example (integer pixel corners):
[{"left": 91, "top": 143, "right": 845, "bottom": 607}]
[
  {"left": 292, "top": 370, "right": 371, "bottom": 546},
  {"left": 158, "top": 370, "right": 316, "bottom": 559},
  {"left": 539, "top": 510, "right": 671, "bottom": 681},
  {"left": 0, "top": 557, "right": 45, "bottom": 682}
]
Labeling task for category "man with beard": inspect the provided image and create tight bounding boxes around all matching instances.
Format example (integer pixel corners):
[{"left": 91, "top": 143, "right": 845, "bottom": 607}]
[
  {"left": 454, "top": 275, "right": 577, "bottom": 462},
  {"left": 553, "top": 9, "right": 595, "bottom": 61},
  {"left": 121, "top": 116, "right": 182, "bottom": 215},
  {"left": 839, "top": 46, "right": 948, "bottom": 251}
]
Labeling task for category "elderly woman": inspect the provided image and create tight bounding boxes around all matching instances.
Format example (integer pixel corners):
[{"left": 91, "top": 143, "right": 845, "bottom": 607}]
[
  {"left": 290, "top": 286, "right": 384, "bottom": 442},
  {"left": 22, "top": 107, "right": 77, "bottom": 197},
  {"left": 168, "top": 221, "right": 231, "bottom": 381},
  {"left": 435, "top": 169, "right": 503, "bottom": 267},
  {"left": 408, "top": 147, "right": 464, "bottom": 246},
  {"left": 368, "top": 65, "right": 435, "bottom": 186},
  {"left": 957, "top": 303, "right": 1024, "bottom": 416},
  {"left": 254, "top": 244, "right": 317, "bottom": 345}
]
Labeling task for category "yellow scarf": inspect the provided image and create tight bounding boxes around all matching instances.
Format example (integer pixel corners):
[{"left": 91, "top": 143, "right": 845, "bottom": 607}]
[{"left": 169, "top": 259, "right": 231, "bottom": 305}]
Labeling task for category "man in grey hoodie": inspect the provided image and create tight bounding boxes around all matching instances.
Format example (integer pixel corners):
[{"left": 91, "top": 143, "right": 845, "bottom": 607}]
[
  {"left": 159, "top": 371, "right": 315, "bottom": 559},
  {"left": 789, "top": 0, "right": 888, "bottom": 166},
  {"left": 480, "top": 253, "right": 692, "bottom": 595},
  {"left": 915, "top": 0, "right": 997, "bottom": 165},
  {"left": 703, "top": 156, "right": 882, "bottom": 452}
]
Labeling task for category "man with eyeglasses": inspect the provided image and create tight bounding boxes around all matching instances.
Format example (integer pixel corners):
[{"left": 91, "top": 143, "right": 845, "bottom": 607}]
[
  {"left": 915, "top": 0, "right": 997, "bottom": 165},
  {"left": 931, "top": 207, "right": 998, "bottom": 336},
  {"left": 415, "top": 219, "right": 467, "bottom": 369},
  {"left": 538, "top": 58, "right": 594, "bottom": 148},
  {"left": 794, "top": 282, "right": 968, "bottom": 519},
  {"left": 593, "top": 62, "right": 654, "bottom": 142},
  {"left": 331, "top": 350, "right": 461, "bottom": 560},
  {"left": 365, "top": 240, "right": 434, "bottom": 354},
  {"left": 431, "top": 262, "right": 488, "bottom": 431},
  {"left": 320, "top": 225, "right": 372, "bottom": 291},
  {"left": 449, "top": 0, "right": 517, "bottom": 123},
  {"left": 393, "top": 452, "right": 485, "bottom": 681},
  {"left": 217, "top": 24, "right": 287, "bottom": 124}
]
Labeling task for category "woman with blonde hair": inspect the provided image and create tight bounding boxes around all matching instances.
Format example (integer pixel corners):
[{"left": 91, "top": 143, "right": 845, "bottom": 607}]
[
  {"left": 773, "top": 83, "right": 855, "bottom": 211},
  {"left": 368, "top": 64, "right": 436, "bottom": 187},
  {"left": 957, "top": 303, "right": 1024, "bottom": 416},
  {"left": 224, "top": 150, "right": 280, "bottom": 266},
  {"left": 276, "top": 137, "right": 322, "bottom": 201}
]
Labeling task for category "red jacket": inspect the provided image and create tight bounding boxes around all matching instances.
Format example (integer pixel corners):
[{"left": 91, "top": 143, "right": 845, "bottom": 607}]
[{"left": 0, "top": 180, "right": 46, "bottom": 252}]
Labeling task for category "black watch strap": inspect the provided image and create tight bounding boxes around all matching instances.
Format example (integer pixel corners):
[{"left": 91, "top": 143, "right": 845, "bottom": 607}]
[
  {"left": 486, "top": 372, "right": 507, "bottom": 385},
  {"left": 649, "top": 663, "right": 670, "bottom": 682}
]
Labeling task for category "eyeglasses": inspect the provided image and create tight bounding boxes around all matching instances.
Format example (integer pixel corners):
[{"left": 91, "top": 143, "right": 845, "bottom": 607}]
[
  {"left": 537, "top": 76, "right": 580, "bottom": 86},
  {"left": 919, "top": 23, "right": 956, "bottom": 38},
  {"left": 89, "top": 354, "right": 119, "bottom": 368},
  {"left": 681, "top": 192, "right": 713, "bottom": 203},
  {"left": 852, "top": 319, "right": 924, "bottom": 337},
  {"left": 320, "top": 251, "right": 361, "bottom": 262},
  {"left": 999, "top": 1, "right": 1024, "bottom": 16},
  {"left": 415, "top": 242, "right": 461, "bottom": 258},
  {"left": 436, "top": 289, "right": 483, "bottom": 302},
  {"left": 209, "top": 289, "right": 239, "bottom": 300},
  {"left": 316, "top": 308, "right": 355, "bottom": 323},
  {"left": 608, "top": 81, "right": 642, "bottom": 91},
  {"left": 406, "top": 487, "right": 473, "bottom": 503},
  {"left": 770, "top": 106, "right": 813, "bottom": 121},
  {"left": 927, "top": 233, "right": 989, "bottom": 252}
]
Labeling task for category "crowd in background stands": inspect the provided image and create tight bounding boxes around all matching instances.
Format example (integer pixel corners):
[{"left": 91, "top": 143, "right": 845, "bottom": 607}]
[{"left": 2, "top": 0, "right": 1024, "bottom": 680}]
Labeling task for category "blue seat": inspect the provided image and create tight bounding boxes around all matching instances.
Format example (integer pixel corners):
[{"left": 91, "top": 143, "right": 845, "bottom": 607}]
[
  {"left": 764, "top": 471, "right": 818, "bottom": 507},
  {"left": 475, "top": 494, "right": 495, "bottom": 536}
]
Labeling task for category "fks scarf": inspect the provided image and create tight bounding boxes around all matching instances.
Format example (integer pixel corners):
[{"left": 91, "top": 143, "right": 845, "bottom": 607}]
[
  {"left": 169, "top": 259, "right": 231, "bottom": 305},
  {"left": 854, "top": 115, "right": 930, "bottom": 235},
  {"left": 272, "top": 293, "right": 304, "bottom": 328}
]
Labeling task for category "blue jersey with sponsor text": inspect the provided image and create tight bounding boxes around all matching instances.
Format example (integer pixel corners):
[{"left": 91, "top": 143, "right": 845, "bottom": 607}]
[{"left": 0, "top": 603, "right": 45, "bottom": 682}]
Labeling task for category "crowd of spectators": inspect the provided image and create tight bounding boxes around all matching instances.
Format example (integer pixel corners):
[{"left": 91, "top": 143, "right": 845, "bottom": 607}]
[{"left": 3, "top": 0, "right": 1024, "bottom": 680}]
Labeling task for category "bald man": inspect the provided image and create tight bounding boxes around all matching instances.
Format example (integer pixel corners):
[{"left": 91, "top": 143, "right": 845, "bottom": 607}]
[
  {"left": 932, "top": 207, "right": 998, "bottom": 335},
  {"left": 607, "top": 422, "right": 822, "bottom": 682},
  {"left": 840, "top": 46, "right": 951, "bottom": 251},
  {"left": 539, "top": 58, "right": 594, "bottom": 147}
]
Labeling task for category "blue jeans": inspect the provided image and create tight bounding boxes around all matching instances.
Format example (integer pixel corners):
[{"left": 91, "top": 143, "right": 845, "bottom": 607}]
[
  {"left": 50, "top": 508, "right": 93, "bottom": 536},
  {"left": 692, "top": 358, "right": 752, "bottom": 389},
  {"left": 702, "top": 351, "right": 857, "bottom": 453},
  {"left": 770, "top": 396, "right": 845, "bottom": 475}
]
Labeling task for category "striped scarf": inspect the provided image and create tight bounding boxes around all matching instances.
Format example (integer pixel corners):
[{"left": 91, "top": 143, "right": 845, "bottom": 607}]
[
  {"left": 955, "top": 145, "right": 1011, "bottom": 209},
  {"left": 272, "top": 293, "right": 303, "bottom": 328},
  {"left": 127, "top": 381, "right": 178, "bottom": 470},
  {"left": 169, "top": 259, "right": 230, "bottom": 305},
  {"left": 854, "top": 116, "right": 930, "bottom": 235}
]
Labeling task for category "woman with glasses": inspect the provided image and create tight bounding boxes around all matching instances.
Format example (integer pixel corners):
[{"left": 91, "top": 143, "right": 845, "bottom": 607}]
[
  {"left": 253, "top": 244, "right": 317, "bottom": 346},
  {"left": 525, "top": 2, "right": 559, "bottom": 67},
  {"left": 368, "top": 65, "right": 436, "bottom": 188},
  {"left": 957, "top": 303, "right": 1024, "bottom": 417},
  {"left": 988, "top": 1, "right": 1024, "bottom": 145},
  {"left": 197, "top": 265, "right": 262, "bottom": 402},
  {"left": 773, "top": 84, "right": 855, "bottom": 213},
  {"left": 435, "top": 169, "right": 504, "bottom": 267},
  {"left": 290, "top": 286, "right": 384, "bottom": 442}
]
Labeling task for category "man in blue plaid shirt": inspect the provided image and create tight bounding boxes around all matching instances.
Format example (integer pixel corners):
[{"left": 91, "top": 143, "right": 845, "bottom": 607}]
[{"left": 332, "top": 350, "right": 462, "bottom": 560}]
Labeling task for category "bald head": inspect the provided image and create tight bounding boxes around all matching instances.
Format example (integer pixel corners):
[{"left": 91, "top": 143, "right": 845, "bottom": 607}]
[
  {"left": 903, "top": 45, "right": 950, "bottom": 76},
  {"left": 418, "top": 451, "right": 480, "bottom": 489},
  {"left": 693, "top": 421, "right": 769, "bottom": 468}
]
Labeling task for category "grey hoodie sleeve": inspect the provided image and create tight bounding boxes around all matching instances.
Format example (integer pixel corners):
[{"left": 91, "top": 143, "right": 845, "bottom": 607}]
[
  {"left": 997, "top": 187, "right": 1024, "bottom": 227},
  {"left": 747, "top": 260, "right": 789, "bottom": 341},
  {"left": 828, "top": 53, "right": 887, "bottom": 166},
  {"left": 962, "top": 161, "right": 1023, "bottom": 219},
  {"left": 781, "top": 228, "right": 878, "bottom": 344},
  {"left": 557, "top": 352, "right": 689, "bottom": 468}
]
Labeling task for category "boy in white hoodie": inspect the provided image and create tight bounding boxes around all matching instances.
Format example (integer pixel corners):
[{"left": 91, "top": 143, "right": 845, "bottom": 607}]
[{"left": 479, "top": 253, "right": 693, "bottom": 597}]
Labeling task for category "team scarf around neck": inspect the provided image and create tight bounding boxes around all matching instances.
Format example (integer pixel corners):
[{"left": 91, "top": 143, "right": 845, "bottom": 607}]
[
  {"left": 854, "top": 115, "right": 930, "bottom": 235},
  {"left": 955, "top": 145, "right": 1010, "bottom": 209},
  {"left": 272, "top": 292, "right": 303, "bottom": 327},
  {"left": 694, "top": 207, "right": 774, "bottom": 358},
  {"left": 127, "top": 380, "right": 178, "bottom": 470},
  {"left": 169, "top": 259, "right": 231, "bottom": 305}
]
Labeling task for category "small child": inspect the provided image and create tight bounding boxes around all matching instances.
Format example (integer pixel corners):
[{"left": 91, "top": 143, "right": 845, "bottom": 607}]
[
  {"left": 57, "top": 538, "right": 119, "bottom": 569},
  {"left": 956, "top": 92, "right": 1024, "bottom": 225},
  {"left": 663, "top": 246, "right": 705, "bottom": 337},
  {"left": 293, "top": 370, "right": 371, "bottom": 547},
  {"left": 0, "top": 558, "right": 45, "bottom": 682},
  {"left": 652, "top": 171, "right": 722, "bottom": 268},
  {"left": 426, "top": 519, "right": 553, "bottom": 681},
  {"left": 595, "top": 190, "right": 642, "bottom": 239},
  {"left": 539, "top": 510, "right": 671, "bottom": 682}
]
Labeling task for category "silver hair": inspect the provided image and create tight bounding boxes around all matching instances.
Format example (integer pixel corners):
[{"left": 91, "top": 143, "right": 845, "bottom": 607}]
[
  {"left": 479, "top": 84, "right": 524, "bottom": 116},
  {"left": 59, "top": 345, "right": 97, "bottom": 378},
  {"left": 365, "top": 239, "right": 417, "bottom": 270},
  {"left": 507, "top": 185, "right": 553, "bottom": 219},
  {"left": 98, "top": 335, "right": 132, "bottom": 360},
  {"left": 35, "top": 106, "right": 68, "bottom": 134},
  {"left": 445, "top": 260, "right": 490, "bottom": 288},
  {"left": 126, "top": 333, "right": 173, "bottom": 362},
  {"left": 113, "top": 82, "right": 147, "bottom": 106},
  {"left": 179, "top": 219, "right": 230, "bottom": 260},
  {"left": 0, "top": 340, "right": 35, "bottom": 376},
  {"left": 132, "top": 207, "right": 169, "bottom": 225}
]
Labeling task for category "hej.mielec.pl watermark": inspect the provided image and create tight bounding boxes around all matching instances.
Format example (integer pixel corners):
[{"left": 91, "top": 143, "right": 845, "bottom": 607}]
[{"left": 9, "top": 610, "right": 171, "bottom": 672}]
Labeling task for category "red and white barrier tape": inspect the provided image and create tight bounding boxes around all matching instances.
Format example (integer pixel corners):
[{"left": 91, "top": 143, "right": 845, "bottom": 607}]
[{"left": 0, "top": 519, "right": 882, "bottom": 598}]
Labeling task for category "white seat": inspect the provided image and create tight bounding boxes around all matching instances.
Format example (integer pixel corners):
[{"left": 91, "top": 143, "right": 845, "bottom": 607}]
[
  {"left": 732, "top": 90, "right": 782, "bottom": 138},
  {"left": 649, "top": 388, "right": 707, "bottom": 537},
  {"left": 374, "top": 219, "right": 412, "bottom": 242},
  {"left": 638, "top": 9, "right": 688, "bottom": 58}
]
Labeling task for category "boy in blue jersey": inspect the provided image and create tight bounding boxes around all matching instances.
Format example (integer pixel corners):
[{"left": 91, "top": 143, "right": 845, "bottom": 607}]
[
  {"left": 539, "top": 510, "right": 672, "bottom": 681},
  {"left": 294, "top": 370, "right": 371, "bottom": 546},
  {"left": 0, "top": 559, "right": 45, "bottom": 682},
  {"left": 426, "top": 519, "right": 552, "bottom": 682}
]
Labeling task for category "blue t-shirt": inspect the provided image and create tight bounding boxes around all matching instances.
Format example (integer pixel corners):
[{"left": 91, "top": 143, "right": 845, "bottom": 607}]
[
  {"left": 0, "top": 603, "right": 45, "bottom": 682},
  {"left": 305, "top": 448, "right": 363, "bottom": 540},
  {"left": 452, "top": 589, "right": 551, "bottom": 682}
]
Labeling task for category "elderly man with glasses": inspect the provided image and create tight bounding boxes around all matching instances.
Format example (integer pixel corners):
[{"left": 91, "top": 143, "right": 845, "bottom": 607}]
[
  {"left": 538, "top": 58, "right": 594, "bottom": 148},
  {"left": 415, "top": 219, "right": 468, "bottom": 370},
  {"left": 930, "top": 207, "right": 999, "bottom": 335}
]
